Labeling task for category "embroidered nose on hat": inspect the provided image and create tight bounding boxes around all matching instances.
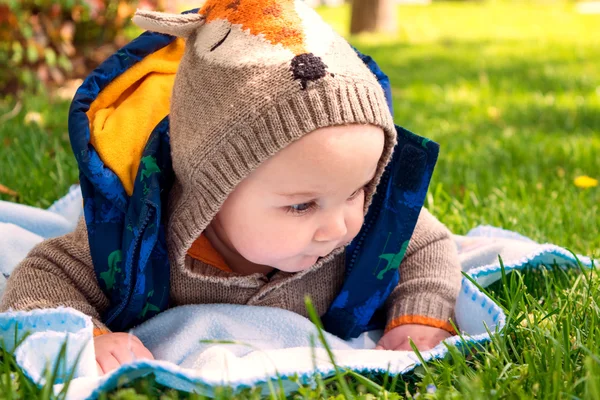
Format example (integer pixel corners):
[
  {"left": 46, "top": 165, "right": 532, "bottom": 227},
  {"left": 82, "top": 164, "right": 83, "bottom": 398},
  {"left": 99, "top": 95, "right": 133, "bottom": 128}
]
[{"left": 291, "top": 53, "right": 328, "bottom": 89}]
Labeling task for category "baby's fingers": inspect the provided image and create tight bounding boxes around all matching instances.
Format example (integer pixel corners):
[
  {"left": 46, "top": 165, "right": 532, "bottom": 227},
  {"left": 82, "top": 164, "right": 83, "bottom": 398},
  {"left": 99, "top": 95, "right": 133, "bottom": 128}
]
[
  {"left": 392, "top": 342, "right": 415, "bottom": 351},
  {"left": 376, "top": 339, "right": 416, "bottom": 351},
  {"left": 397, "top": 339, "right": 436, "bottom": 351},
  {"left": 122, "top": 333, "right": 154, "bottom": 360},
  {"left": 131, "top": 342, "right": 154, "bottom": 361},
  {"left": 110, "top": 343, "right": 153, "bottom": 366},
  {"left": 96, "top": 353, "right": 121, "bottom": 375}
]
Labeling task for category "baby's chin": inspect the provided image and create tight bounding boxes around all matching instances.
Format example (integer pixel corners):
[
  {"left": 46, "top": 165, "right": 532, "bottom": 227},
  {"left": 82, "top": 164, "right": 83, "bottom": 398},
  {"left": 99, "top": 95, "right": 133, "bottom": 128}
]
[{"left": 273, "top": 255, "right": 321, "bottom": 273}]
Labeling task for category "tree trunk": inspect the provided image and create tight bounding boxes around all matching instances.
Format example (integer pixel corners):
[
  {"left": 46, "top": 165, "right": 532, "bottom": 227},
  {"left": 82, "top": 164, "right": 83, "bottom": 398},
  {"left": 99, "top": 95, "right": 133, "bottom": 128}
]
[{"left": 350, "top": 0, "right": 397, "bottom": 35}]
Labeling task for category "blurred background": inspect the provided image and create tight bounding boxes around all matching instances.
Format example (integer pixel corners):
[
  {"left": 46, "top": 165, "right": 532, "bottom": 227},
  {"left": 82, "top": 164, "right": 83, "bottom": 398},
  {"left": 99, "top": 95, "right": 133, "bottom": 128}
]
[{"left": 0, "top": 0, "right": 598, "bottom": 256}]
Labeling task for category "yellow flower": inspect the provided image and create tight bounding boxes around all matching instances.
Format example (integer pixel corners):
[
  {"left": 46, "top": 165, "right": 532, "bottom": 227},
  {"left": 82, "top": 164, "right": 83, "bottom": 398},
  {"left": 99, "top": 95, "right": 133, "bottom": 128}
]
[
  {"left": 574, "top": 175, "right": 598, "bottom": 189},
  {"left": 24, "top": 112, "right": 44, "bottom": 126}
]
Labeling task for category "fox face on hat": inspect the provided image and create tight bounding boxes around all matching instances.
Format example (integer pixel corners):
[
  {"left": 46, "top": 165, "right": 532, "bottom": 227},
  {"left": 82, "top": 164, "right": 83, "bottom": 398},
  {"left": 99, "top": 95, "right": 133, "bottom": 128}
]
[
  {"left": 136, "top": 0, "right": 352, "bottom": 85},
  {"left": 133, "top": 0, "right": 396, "bottom": 269}
]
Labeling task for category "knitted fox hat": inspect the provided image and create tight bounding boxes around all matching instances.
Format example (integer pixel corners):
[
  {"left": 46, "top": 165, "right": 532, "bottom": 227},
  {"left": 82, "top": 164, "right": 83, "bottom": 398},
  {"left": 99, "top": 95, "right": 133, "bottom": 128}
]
[{"left": 133, "top": 0, "right": 397, "bottom": 269}]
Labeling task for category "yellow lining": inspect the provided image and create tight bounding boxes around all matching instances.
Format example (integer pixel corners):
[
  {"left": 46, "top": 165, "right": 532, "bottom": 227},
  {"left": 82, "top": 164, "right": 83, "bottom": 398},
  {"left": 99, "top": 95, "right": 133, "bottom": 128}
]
[{"left": 86, "top": 38, "right": 185, "bottom": 195}]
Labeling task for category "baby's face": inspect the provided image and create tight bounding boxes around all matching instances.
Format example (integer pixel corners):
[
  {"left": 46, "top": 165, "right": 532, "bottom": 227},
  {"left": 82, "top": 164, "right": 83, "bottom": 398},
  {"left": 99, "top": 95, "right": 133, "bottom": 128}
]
[{"left": 212, "top": 124, "right": 385, "bottom": 273}]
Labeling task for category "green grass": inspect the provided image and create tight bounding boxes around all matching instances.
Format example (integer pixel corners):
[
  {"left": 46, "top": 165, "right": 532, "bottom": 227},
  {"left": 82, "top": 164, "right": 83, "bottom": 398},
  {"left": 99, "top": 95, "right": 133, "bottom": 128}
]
[
  {"left": 1, "top": 1, "right": 599, "bottom": 398},
  {"left": 0, "top": 95, "right": 78, "bottom": 208}
]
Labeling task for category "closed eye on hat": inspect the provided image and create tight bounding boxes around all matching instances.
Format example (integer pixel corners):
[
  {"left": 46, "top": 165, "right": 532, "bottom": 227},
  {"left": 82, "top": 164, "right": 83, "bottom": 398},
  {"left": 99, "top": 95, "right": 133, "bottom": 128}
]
[{"left": 210, "top": 28, "right": 232, "bottom": 52}]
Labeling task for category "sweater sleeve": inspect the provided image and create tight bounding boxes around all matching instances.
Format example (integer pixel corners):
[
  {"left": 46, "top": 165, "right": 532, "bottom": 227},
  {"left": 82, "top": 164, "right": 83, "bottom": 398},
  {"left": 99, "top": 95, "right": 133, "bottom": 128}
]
[
  {"left": 0, "top": 217, "right": 111, "bottom": 334},
  {"left": 384, "top": 208, "right": 462, "bottom": 334}
]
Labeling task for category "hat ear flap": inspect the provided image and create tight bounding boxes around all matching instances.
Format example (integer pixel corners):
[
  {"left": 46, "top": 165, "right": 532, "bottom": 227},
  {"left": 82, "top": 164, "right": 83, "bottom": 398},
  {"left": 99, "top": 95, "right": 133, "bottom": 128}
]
[{"left": 133, "top": 10, "right": 205, "bottom": 38}]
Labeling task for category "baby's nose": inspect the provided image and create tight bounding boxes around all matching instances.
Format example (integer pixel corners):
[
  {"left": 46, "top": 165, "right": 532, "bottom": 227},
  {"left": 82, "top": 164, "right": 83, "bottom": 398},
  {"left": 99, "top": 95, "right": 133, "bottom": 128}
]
[
  {"left": 290, "top": 53, "right": 328, "bottom": 89},
  {"left": 314, "top": 215, "right": 347, "bottom": 243}
]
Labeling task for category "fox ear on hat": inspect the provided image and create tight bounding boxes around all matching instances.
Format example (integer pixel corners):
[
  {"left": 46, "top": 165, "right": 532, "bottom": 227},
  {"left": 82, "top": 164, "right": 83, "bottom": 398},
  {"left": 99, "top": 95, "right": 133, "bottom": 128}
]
[{"left": 132, "top": 10, "right": 205, "bottom": 38}]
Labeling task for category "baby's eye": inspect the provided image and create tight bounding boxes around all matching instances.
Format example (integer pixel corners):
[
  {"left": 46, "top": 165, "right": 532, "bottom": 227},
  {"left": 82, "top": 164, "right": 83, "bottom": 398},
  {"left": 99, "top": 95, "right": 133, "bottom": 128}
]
[
  {"left": 287, "top": 202, "right": 317, "bottom": 216},
  {"left": 291, "top": 203, "right": 311, "bottom": 211}
]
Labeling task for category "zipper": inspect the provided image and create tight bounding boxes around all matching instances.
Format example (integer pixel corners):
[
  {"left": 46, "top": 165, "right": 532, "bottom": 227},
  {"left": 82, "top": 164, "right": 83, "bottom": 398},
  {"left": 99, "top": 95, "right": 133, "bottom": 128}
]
[{"left": 105, "top": 202, "right": 154, "bottom": 328}]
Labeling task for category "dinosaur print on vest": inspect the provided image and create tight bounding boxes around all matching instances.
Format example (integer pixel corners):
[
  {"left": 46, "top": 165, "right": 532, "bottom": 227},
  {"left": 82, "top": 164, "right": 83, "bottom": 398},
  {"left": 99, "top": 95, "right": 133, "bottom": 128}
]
[
  {"left": 139, "top": 290, "right": 162, "bottom": 318},
  {"left": 377, "top": 240, "right": 410, "bottom": 280},
  {"left": 100, "top": 250, "right": 123, "bottom": 290},
  {"left": 140, "top": 156, "right": 161, "bottom": 181}
]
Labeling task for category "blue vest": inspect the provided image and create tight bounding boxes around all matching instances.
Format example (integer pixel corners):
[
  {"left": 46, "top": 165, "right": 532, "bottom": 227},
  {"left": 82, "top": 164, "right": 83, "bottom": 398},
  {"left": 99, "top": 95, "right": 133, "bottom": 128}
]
[{"left": 69, "top": 17, "right": 438, "bottom": 340}]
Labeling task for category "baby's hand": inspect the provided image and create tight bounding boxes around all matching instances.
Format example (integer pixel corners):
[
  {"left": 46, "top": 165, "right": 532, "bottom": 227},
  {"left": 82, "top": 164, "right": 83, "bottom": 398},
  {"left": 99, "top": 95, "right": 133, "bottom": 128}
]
[
  {"left": 94, "top": 332, "right": 154, "bottom": 375},
  {"left": 375, "top": 324, "right": 452, "bottom": 351}
]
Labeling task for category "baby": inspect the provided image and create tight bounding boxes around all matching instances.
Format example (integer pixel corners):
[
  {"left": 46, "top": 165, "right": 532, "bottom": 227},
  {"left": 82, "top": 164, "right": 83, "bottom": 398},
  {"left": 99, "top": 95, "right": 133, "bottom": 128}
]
[{"left": 1, "top": 0, "right": 461, "bottom": 375}]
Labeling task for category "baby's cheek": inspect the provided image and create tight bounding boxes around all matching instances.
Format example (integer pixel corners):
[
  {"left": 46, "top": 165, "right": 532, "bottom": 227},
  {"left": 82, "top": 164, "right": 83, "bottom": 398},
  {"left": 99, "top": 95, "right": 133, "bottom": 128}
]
[
  {"left": 348, "top": 217, "right": 363, "bottom": 242},
  {"left": 235, "top": 227, "right": 305, "bottom": 263},
  {"left": 346, "top": 199, "right": 366, "bottom": 241}
]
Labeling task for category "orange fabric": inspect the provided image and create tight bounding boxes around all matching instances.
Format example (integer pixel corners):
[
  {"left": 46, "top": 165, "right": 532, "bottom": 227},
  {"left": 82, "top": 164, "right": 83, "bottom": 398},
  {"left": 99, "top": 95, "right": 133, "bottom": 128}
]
[
  {"left": 200, "top": 0, "right": 307, "bottom": 55},
  {"left": 187, "top": 234, "right": 232, "bottom": 273},
  {"left": 93, "top": 328, "right": 110, "bottom": 337},
  {"left": 385, "top": 315, "right": 456, "bottom": 335}
]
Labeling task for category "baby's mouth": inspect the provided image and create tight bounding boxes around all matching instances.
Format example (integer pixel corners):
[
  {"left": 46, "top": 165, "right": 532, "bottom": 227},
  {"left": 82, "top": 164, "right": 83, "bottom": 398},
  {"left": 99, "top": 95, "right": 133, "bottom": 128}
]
[{"left": 308, "top": 252, "right": 331, "bottom": 258}]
